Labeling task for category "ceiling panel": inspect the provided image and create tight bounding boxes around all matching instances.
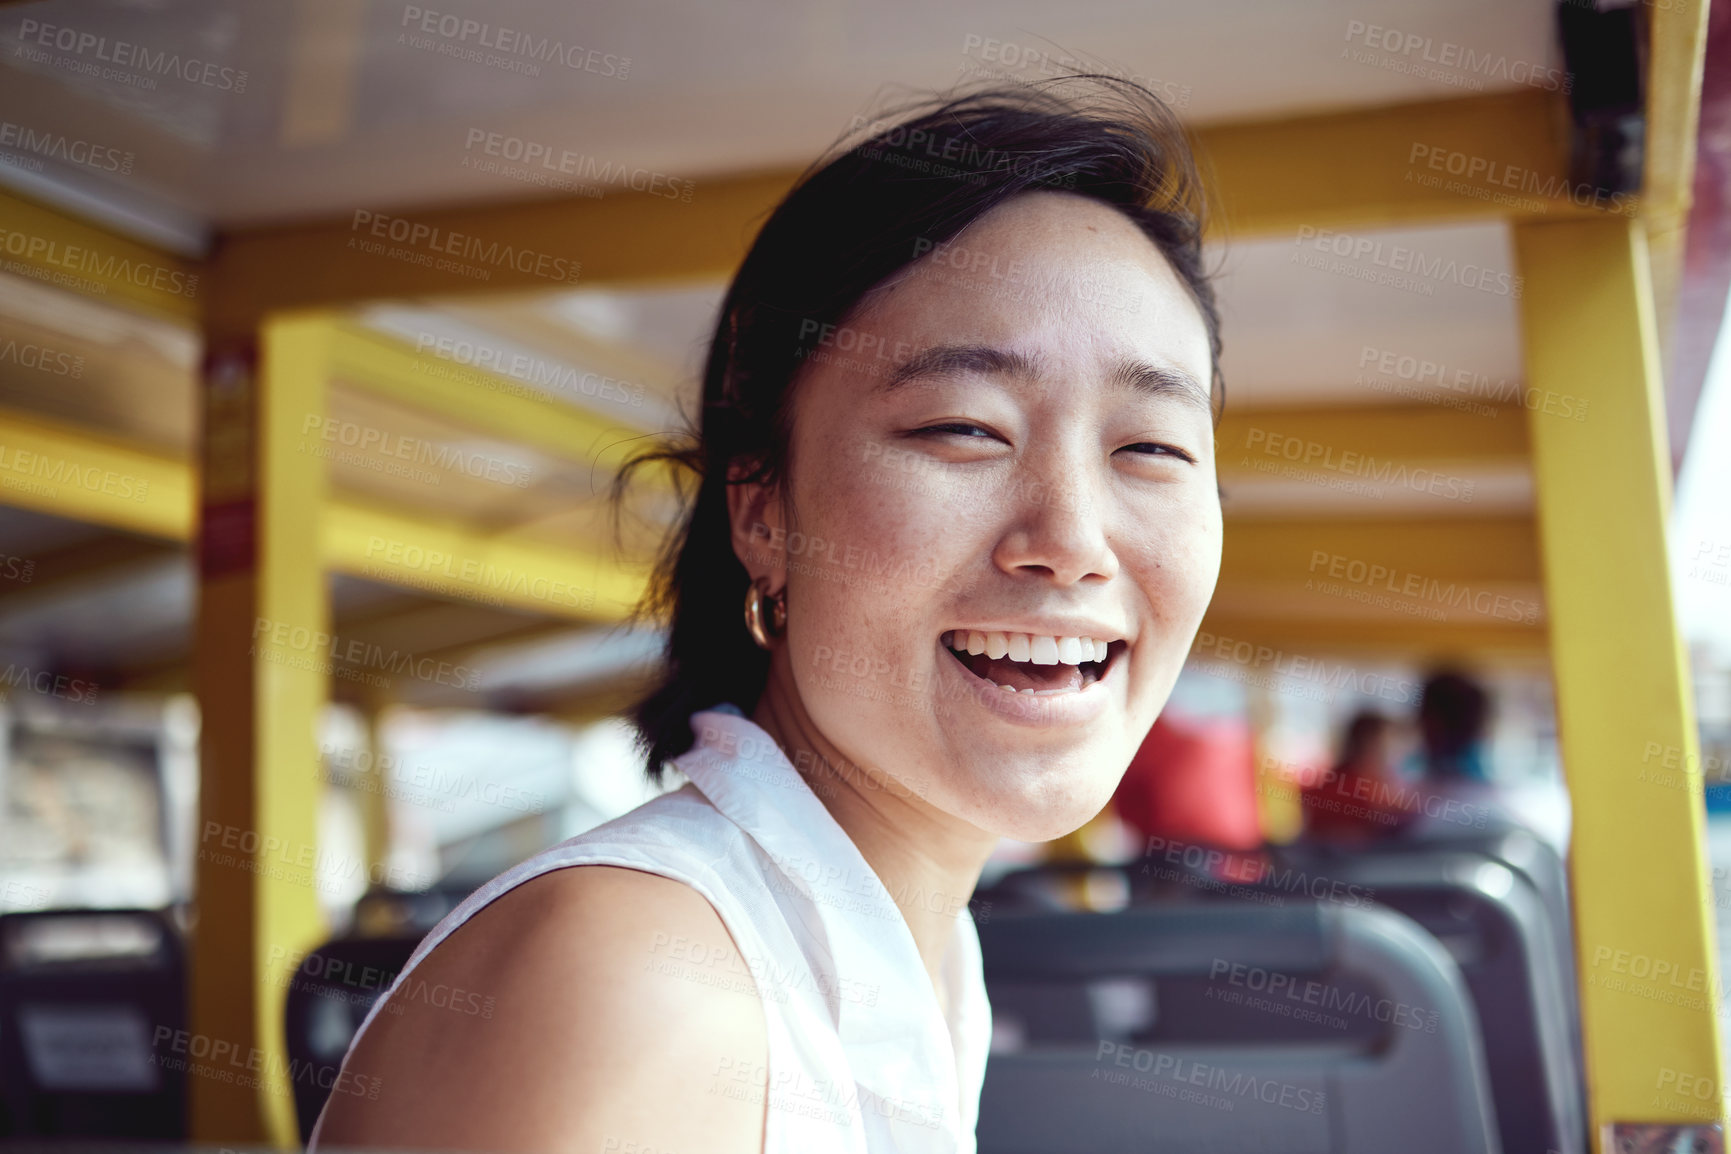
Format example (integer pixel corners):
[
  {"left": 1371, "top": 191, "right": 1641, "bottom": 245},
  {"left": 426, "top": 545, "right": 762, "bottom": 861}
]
[
  {"left": 1212, "top": 220, "right": 1525, "bottom": 406},
  {"left": 0, "top": 0, "right": 1561, "bottom": 234}
]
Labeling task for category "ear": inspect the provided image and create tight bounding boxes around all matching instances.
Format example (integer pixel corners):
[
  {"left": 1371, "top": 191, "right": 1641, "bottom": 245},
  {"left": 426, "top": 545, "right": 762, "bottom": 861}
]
[{"left": 727, "top": 473, "right": 788, "bottom": 594}]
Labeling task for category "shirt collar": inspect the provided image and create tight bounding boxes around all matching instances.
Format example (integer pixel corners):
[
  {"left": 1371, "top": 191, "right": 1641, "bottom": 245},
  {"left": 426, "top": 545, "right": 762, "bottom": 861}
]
[{"left": 673, "top": 707, "right": 990, "bottom": 1144}]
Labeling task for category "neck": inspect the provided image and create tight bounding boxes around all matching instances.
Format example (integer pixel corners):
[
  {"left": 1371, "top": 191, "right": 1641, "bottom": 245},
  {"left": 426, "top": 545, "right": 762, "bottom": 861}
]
[{"left": 749, "top": 664, "right": 999, "bottom": 992}]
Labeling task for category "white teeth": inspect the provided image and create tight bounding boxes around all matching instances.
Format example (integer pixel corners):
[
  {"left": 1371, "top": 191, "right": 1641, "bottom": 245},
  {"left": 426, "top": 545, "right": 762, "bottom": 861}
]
[{"left": 946, "top": 630, "right": 1116, "bottom": 666}]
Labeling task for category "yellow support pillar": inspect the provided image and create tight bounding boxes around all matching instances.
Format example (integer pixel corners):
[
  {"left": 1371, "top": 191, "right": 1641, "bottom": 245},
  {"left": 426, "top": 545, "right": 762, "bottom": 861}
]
[
  {"left": 1514, "top": 217, "right": 1722, "bottom": 1142},
  {"left": 357, "top": 690, "right": 393, "bottom": 890},
  {"left": 1246, "top": 681, "right": 1304, "bottom": 845},
  {"left": 190, "top": 314, "right": 333, "bottom": 1144}
]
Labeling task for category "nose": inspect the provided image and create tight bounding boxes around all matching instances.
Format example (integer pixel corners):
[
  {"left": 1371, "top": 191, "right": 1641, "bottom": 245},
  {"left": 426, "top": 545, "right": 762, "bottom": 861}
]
[{"left": 989, "top": 460, "right": 1119, "bottom": 586}]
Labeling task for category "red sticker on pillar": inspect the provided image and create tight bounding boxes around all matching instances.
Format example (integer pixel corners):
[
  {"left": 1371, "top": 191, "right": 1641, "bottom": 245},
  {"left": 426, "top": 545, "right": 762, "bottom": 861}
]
[{"left": 200, "top": 340, "right": 258, "bottom": 579}]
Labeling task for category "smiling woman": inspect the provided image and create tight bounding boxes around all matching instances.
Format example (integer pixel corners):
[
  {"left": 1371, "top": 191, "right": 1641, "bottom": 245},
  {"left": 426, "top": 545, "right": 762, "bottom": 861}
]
[{"left": 311, "top": 77, "right": 1224, "bottom": 1154}]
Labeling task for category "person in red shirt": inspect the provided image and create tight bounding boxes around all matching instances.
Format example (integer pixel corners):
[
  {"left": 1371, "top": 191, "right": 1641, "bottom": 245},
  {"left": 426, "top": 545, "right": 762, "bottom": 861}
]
[
  {"left": 1301, "top": 711, "right": 1418, "bottom": 844},
  {"left": 1112, "top": 713, "right": 1263, "bottom": 852}
]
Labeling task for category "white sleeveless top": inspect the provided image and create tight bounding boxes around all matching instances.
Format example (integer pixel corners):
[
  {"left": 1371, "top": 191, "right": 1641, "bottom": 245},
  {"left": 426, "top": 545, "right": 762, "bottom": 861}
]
[{"left": 312, "top": 706, "right": 993, "bottom": 1153}]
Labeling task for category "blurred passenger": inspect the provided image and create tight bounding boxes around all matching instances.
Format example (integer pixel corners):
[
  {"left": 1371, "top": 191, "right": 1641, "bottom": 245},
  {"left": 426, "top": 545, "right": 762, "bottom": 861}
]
[
  {"left": 1106, "top": 714, "right": 1265, "bottom": 900},
  {"left": 1111, "top": 714, "right": 1262, "bottom": 853},
  {"left": 1300, "top": 711, "right": 1417, "bottom": 844},
  {"left": 1404, "top": 670, "right": 1520, "bottom": 841},
  {"left": 1417, "top": 671, "right": 1491, "bottom": 781}
]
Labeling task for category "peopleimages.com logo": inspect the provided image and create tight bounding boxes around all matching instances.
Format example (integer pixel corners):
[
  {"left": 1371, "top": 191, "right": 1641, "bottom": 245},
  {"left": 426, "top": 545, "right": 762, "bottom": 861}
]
[
  {"left": 1342, "top": 20, "right": 1569, "bottom": 94},
  {"left": 15, "top": 18, "right": 249, "bottom": 91},
  {"left": 1292, "top": 225, "right": 1522, "bottom": 298},
  {"left": 349, "top": 210, "right": 581, "bottom": 284},
  {"left": 0, "top": 119, "right": 133, "bottom": 175},
  {"left": 0, "top": 225, "right": 198, "bottom": 299},
  {"left": 398, "top": 6, "right": 629, "bottom": 78},
  {"left": 462, "top": 130, "right": 692, "bottom": 201}
]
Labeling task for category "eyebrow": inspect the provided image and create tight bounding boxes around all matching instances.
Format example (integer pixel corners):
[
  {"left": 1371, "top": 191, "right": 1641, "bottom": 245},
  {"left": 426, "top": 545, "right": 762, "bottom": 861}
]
[
  {"left": 879, "top": 344, "right": 1040, "bottom": 393},
  {"left": 878, "top": 342, "right": 1213, "bottom": 413},
  {"left": 1109, "top": 359, "right": 1215, "bottom": 414}
]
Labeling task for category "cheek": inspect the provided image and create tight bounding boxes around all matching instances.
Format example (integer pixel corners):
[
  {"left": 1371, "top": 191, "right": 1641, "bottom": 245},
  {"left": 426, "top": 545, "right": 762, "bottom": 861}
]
[
  {"left": 1125, "top": 498, "right": 1223, "bottom": 621},
  {"left": 782, "top": 462, "right": 950, "bottom": 674},
  {"left": 1119, "top": 498, "right": 1222, "bottom": 710},
  {"left": 796, "top": 441, "right": 991, "bottom": 589}
]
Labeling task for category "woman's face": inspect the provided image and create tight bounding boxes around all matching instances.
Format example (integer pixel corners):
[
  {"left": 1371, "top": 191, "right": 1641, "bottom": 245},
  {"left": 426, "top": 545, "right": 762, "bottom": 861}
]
[{"left": 736, "top": 191, "right": 1221, "bottom": 843}]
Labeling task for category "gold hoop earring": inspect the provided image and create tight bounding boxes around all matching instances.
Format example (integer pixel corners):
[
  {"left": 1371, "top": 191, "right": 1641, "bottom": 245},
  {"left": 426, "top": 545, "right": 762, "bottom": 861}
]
[{"left": 743, "top": 578, "right": 787, "bottom": 650}]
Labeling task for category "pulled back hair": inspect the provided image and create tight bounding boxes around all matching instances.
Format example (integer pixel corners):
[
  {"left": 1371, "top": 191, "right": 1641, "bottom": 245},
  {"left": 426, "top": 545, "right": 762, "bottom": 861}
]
[{"left": 617, "top": 76, "right": 1223, "bottom": 778}]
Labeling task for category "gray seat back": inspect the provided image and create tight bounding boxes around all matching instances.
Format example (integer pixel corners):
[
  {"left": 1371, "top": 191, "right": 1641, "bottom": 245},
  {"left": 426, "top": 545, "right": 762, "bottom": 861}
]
[
  {"left": 1265, "top": 849, "right": 1583, "bottom": 1154},
  {"left": 0, "top": 908, "right": 186, "bottom": 1140},
  {"left": 976, "top": 902, "right": 1500, "bottom": 1154}
]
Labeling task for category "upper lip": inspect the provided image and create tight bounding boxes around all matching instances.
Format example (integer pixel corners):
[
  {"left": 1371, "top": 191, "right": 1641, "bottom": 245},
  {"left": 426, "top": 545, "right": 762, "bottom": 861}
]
[{"left": 944, "top": 623, "right": 1129, "bottom": 645}]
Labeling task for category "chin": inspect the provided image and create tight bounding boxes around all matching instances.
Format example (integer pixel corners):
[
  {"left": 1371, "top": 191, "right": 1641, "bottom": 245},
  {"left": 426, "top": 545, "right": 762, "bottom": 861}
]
[{"left": 950, "top": 744, "right": 1131, "bottom": 844}]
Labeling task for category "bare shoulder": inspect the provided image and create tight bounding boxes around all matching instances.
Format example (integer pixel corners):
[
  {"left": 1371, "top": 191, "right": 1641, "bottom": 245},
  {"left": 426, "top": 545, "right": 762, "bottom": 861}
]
[{"left": 317, "top": 865, "right": 769, "bottom": 1154}]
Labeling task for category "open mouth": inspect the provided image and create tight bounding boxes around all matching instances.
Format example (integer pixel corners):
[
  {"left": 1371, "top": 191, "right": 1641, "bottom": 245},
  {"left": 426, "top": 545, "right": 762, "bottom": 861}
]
[{"left": 941, "top": 630, "right": 1123, "bottom": 696}]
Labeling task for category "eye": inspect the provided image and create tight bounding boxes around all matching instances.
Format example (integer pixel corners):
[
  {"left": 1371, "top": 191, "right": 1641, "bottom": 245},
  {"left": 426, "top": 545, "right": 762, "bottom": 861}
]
[
  {"left": 1119, "top": 441, "right": 1197, "bottom": 464},
  {"left": 913, "top": 422, "right": 997, "bottom": 440}
]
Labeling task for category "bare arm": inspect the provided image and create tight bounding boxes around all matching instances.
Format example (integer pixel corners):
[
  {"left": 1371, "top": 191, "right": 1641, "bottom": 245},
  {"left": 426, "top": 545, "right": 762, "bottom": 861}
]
[{"left": 316, "top": 865, "right": 769, "bottom": 1154}]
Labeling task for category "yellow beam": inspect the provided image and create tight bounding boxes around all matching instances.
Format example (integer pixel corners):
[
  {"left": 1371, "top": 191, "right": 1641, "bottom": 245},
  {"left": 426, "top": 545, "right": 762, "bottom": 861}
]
[
  {"left": 323, "top": 498, "right": 642, "bottom": 622},
  {"left": 1514, "top": 217, "right": 1721, "bottom": 1140},
  {"left": 1196, "top": 612, "right": 1547, "bottom": 661},
  {"left": 1207, "top": 515, "right": 1546, "bottom": 659},
  {"left": 204, "top": 171, "right": 793, "bottom": 329},
  {"left": 1199, "top": 88, "right": 1589, "bottom": 238},
  {"left": 205, "top": 89, "right": 1604, "bottom": 321},
  {"left": 1216, "top": 402, "right": 1530, "bottom": 471},
  {"left": 327, "top": 321, "right": 652, "bottom": 476},
  {"left": 0, "top": 410, "right": 649, "bottom": 620},
  {"left": 0, "top": 189, "right": 200, "bottom": 322},
  {"left": 1219, "top": 514, "right": 1541, "bottom": 585},
  {"left": 0, "top": 405, "right": 193, "bottom": 538},
  {"left": 190, "top": 314, "right": 332, "bottom": 1143}
]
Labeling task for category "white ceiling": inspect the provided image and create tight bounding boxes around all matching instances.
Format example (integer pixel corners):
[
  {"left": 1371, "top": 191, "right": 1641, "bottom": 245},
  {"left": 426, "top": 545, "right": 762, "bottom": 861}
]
[
  {"left": 1213, "top": 221, "right": 1525, "bottom": 404},
  {"left": 0, "top": 0, "right": 1562, "bottom": 241}
]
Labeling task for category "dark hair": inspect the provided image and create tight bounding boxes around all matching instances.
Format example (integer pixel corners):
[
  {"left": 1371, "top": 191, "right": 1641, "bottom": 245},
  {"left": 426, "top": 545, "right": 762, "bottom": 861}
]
[
  {"left": 1337, "top": 711, "right": 1393, "bottom": 767},
  {"left": 617, "top": 76, "right": 1224, "bottom": 777},
  {"left": 1418, "top": 671, "right": 1491, "bottom": 758}
]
